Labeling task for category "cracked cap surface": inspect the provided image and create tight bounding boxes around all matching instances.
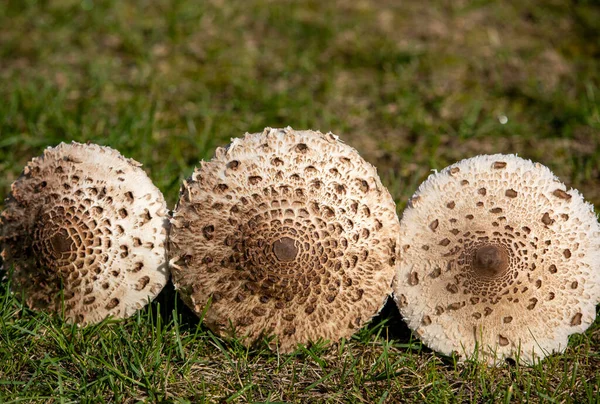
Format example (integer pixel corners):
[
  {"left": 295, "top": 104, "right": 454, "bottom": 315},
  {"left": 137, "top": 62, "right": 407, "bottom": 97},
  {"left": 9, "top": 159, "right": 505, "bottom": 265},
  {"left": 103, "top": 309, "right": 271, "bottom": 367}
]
[
  {"left": 169, "top": 127, "right": 400, "bottom": 352},
  {"left": 394, "top": 154, "right": 600, "bottom": 365},
  {"left": 0, "top": 142, "right": 169, "bottom": 325}
]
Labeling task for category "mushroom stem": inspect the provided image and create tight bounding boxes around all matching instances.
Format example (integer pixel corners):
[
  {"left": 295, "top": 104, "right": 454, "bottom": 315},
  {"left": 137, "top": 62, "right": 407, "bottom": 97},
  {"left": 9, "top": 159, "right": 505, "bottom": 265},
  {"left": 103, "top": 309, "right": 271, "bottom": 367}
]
[{"left": 473, "top": 245, "right": 508, "bottom": 279}]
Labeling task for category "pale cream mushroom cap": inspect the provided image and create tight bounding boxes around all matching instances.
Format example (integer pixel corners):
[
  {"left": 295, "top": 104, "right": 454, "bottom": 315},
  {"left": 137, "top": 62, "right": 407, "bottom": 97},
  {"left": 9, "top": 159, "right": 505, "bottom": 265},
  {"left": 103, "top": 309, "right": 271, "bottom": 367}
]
[
  {"left": 0, "top": 142, "right": 169, "bottom": 324},
  {"left": 394, "top": 154, "right": 600, "bottom": 365},
  {"left": 169, "top": 127, "right": 400, "bottom": 352}
]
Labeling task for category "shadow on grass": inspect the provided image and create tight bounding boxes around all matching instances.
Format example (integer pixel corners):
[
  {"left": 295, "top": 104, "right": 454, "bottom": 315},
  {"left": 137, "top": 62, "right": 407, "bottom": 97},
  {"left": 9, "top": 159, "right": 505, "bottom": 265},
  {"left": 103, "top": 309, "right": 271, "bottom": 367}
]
[
  {"left": 369, "top": 298, "right": 413, "bottom": 343},
  {"left": 148, "top": 280, "right": 425, "bottom": 360},
  {"left": 153, "top": 282, "right": 418, "bottom": 343},
  {"left": 151, "top": 280, "right": 202, "bottom": 331}
]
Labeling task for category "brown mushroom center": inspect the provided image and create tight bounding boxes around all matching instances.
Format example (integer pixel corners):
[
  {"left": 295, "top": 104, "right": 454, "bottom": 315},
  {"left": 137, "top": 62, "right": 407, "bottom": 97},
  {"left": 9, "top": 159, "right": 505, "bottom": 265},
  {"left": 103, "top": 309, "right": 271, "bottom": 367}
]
[
  {"left": 272, "top": 237, "right": 298, "bottom": 262},
  {"left": 473, "top": 245, "right": 508, "bottom": 279},
  {"left": 50, "top": 229, "right": 74, "bottom": 255}
]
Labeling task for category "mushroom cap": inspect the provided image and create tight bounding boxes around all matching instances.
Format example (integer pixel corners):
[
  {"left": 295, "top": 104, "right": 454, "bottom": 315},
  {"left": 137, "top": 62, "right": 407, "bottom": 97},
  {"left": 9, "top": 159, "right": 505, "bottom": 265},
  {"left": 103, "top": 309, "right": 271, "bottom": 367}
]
[
  {"left": 0, "top": 142, "right": 169, "bottom": 324},
  {"left": 394, "top": 154, "right": 600, "bottom": 365},
  {"left": 169, "top": 127, "right": 400, "bottom": 352}
]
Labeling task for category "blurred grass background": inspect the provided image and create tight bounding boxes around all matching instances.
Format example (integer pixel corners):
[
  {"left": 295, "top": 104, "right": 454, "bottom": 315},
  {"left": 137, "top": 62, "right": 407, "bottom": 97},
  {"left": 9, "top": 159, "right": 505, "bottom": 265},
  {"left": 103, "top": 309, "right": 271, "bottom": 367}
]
[
  {"left": 1, "top": 0, "right": 599, "bottom": 208},
  {"left": 1, "top": 0, "right": 600, "bottom": 402}
]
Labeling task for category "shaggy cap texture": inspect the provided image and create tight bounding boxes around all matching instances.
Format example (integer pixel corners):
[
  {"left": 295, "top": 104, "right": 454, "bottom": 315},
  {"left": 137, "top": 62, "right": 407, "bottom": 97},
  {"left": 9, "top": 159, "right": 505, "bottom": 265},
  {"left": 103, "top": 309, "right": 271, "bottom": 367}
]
[
  {"left": 0, "top": 142, "right": 169, "bottom": 324},
  {"left": 169, "top": 127, "right": 400, "bottom": 352},
  {"left": 394, "top": 154, "right": 600, "bottom": 365}
]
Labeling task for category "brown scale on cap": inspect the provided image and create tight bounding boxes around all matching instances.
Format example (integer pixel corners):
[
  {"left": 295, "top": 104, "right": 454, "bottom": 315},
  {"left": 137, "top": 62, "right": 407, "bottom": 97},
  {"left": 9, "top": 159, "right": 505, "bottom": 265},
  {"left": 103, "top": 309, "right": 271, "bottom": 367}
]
[
  {"left": 169, "top": 127, "right": 400, "bottom": 352},
  {"left": 0, "top": 142, "right": 169, "bottom": 325},
  {"left": 393, "top": 154, "right": 600, "bottom": 365}
]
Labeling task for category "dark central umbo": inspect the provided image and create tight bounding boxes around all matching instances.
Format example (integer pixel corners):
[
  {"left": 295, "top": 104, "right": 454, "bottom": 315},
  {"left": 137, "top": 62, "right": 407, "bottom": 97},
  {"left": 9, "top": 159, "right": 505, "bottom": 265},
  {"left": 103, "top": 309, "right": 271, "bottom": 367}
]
[
  {"left": 272, "top": 237, "right": 298, "bottom": 262},
  {"left": 473, "top": 245, "right": 508, "bottom": 278}
]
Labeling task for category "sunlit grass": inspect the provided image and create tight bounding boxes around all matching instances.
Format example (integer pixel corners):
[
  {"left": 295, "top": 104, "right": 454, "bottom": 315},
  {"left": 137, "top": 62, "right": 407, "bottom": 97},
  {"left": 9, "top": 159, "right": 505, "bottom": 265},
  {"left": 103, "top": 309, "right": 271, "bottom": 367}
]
[{"left": 1, "top": 0, "right": 599, "bottom": 402}]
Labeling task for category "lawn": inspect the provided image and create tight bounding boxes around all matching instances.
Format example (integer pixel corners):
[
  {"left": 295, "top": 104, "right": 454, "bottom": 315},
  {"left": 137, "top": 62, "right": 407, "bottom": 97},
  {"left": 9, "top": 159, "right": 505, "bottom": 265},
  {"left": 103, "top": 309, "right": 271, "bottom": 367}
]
[{"left": 1, "top": 0, "right": 600, "bottom": 402}]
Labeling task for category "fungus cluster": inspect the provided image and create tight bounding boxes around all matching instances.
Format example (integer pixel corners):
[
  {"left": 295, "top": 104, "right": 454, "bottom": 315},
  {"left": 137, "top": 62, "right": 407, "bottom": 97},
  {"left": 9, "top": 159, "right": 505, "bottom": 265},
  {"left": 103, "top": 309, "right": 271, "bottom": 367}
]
[
  {"left": 1, "top": 133, "right": 598, "bottom": 367},
  {"left": 0, "top": 142, "right": 169, "bottom": 325},
  {"left": 169, "top": 127, "right": 400, "bottom": 352},
  {"left": 394, "top": 154, "right": 600, "bottom": 364}
]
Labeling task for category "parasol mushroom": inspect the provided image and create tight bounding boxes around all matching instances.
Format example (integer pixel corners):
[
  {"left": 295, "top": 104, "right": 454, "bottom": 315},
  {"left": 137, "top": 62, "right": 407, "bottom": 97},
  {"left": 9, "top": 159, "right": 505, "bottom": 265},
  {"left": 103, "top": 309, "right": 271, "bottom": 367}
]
[
  {"left": 0, "top": 142, "right": 169, "bottom": 324},
  {"left": 394, "top": 154, "right": 600, "bottom": 364},
  {"left": 169, "top": 127, "right": 400, "bottom": 352}
]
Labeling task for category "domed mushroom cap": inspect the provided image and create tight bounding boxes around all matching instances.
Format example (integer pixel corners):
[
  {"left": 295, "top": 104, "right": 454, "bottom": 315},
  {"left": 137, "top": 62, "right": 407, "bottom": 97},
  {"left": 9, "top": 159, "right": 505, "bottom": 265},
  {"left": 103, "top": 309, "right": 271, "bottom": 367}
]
[
  {"left": 169, "top": 127, "right": 399, "bottom": 352},
  {"left": 394, "top": 154, "right": 600, "bottom": 365},
  {"left": 0, "top": 142, "right": 169, "bottom": 325}
]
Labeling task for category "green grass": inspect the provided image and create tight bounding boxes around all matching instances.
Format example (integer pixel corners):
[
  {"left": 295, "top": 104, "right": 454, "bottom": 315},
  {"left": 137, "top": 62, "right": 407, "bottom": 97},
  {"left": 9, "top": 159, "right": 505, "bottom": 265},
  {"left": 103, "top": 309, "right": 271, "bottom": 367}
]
[
  {"left": 1, "top": 280, "right": 599, "bottom": 403},
  {"left": 1, "top": 0, "right": 600, "bottom": 402}
]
